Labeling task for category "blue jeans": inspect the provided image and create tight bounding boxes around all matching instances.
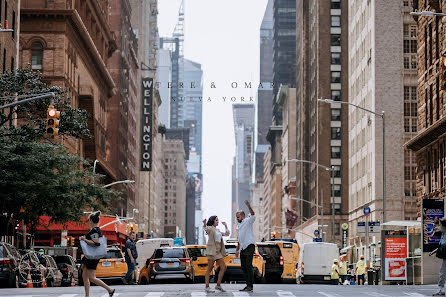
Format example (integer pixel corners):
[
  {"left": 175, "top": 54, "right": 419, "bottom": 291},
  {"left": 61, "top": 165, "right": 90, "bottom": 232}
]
[{"left": 125, "top": 262, "right": 136, "bottom": 280}]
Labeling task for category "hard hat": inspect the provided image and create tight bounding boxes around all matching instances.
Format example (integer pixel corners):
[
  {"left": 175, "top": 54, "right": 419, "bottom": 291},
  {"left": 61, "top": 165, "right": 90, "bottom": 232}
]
[
  {"left": 333, "top": 259, "right": 338, "bottom": 263},
  {"left": 38, "top": 249, "right": 44, "bottom": 255},
  {"left": 360, "top": 255, "right": 365, "bottom": 259}
]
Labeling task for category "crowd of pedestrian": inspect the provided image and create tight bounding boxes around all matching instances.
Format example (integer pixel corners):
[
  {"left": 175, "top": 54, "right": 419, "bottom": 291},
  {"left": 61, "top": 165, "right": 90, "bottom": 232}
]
[{"left": 330, "top": 254, "right": 368, "bottom": 286}]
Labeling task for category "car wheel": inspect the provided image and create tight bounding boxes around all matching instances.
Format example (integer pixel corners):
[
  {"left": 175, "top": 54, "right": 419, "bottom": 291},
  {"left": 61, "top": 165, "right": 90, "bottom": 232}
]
[
  {"left": 140, "top": 277, "right": 147, "bottom": 285},
  {"left": 78, "top": 272, "right": 84, "bottom": 286},
  {"left": 9, "top": 273, "right": 19, "bottom": 288}
]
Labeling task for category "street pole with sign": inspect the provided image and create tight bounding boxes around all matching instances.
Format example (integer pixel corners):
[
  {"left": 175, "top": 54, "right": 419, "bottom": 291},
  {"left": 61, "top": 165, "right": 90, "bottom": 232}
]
[{"left": 364, "top": 206, "right": 371, "bottom": 267}]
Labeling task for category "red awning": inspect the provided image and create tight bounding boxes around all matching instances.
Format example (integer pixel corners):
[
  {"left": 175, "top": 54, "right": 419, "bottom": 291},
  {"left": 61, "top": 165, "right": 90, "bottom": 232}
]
[{"left": 36, "top": 216, "right": 128, "bottom": 234}]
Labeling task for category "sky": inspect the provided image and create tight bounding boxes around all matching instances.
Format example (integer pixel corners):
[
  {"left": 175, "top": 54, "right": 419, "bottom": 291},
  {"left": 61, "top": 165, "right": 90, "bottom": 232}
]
[{"left": 157, "top": 0, "right": 269, "bottom": 228}]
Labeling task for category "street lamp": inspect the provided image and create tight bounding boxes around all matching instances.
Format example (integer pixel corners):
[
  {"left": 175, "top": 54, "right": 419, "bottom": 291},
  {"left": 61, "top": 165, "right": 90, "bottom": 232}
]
[
  {"left": 103, "top": 180, "right": 135, "bottom": 188},
  {"left": 410, "top": 11, "right": 446, "bottom": 17},
  {"left": 286, "top": 159, "right": 335, "bottom": 242},
  {"left": 318, "top": 98, "right": 387, "bottom": 224}
]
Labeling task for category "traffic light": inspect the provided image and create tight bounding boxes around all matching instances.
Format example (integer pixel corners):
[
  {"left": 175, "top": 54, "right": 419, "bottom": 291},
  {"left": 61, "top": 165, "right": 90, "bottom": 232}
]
[
  {"left": 70, "top": 236, "right": 75, "bottom": 247},
  {"left": 127, "top": 222, "right": 138, "bottom": 233},
  {"left": 441, "top": 57, "right": 446, "bottom": 91},
  {"left": 45, "top": 105, "right": 60, "bottom": 136},
  {"left": 66, "top": 236, "right": 71, "bottom": 246}
]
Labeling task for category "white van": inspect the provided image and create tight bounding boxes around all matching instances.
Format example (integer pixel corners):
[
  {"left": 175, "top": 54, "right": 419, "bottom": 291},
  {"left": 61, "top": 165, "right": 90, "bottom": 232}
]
[
  {"left": 297, "top": 242, "right": 339, "bottom": 284},
  {"left": 135, "top": 238, "right": 174, "bottom": 271}
]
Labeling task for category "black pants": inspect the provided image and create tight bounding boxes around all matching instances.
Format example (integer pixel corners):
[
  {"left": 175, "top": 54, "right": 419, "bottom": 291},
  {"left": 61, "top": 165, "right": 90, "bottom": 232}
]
[{"left": 240, "top": 244, "right": 255, "bottom": 288}]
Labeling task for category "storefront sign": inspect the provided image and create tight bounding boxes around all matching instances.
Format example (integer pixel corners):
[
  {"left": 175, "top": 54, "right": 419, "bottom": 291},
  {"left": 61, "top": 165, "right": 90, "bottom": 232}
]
[
  {"left": 342, "top": 229, "right": 348, "bottom": 249},
  {"left": 141, "top": 77, "right": 153, "bottom": 171},
  {"left": 384, "top": 237, "right": 407, "bottom": 281},
  {"left": 423, "top": 199, "right": 444, "bottom": 252}
]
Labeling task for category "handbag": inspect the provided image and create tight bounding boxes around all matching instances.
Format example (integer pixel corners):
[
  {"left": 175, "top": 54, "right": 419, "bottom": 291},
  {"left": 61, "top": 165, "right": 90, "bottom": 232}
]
[{"left": 80, "top": 236, "right": 107, "bottom": 260}]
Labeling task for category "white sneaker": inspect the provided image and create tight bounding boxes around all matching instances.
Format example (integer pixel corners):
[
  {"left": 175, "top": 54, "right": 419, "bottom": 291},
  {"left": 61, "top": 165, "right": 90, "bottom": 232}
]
[
  {"left": 205, "top": 287, "right": 215, "bottom": 293},
  {"left": 215, "top": 285, "right": 226, "bottom": 292}
]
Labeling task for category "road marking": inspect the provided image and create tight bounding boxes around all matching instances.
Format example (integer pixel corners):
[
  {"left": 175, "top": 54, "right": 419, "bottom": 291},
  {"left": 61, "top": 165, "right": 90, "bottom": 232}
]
[
  {"left": 404, "top": 293, "right": 427, "bottom": 297},
  {"left": 318, "top": 292, "right": 342, "bottom": 297},
  {"left": 191, "top": 292, "right": 207, "bottom": 297},
  {"left": 144, "top": 293, "right": 165, "bottom": 297},
  {"left": 59, "top": 295, "right": 79, "bottom": 297},
  {"left": 101, "top": 294, "right": 120, "bottom": 297},
  {"left": 232, "top": 293, "right": 250, "bottom": 297},
  {"left": 277, "top": 291, "right": 297, "bottom": 297},
  {"left": 365, "top": 292, "right": 391, "bottom": 297}
]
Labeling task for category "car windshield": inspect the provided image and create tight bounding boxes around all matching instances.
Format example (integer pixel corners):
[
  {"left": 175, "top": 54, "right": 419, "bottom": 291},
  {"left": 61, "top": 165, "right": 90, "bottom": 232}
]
[
  {"left": 104, "top": 250, "right": 122, "bottom": 259},
  {"left": 0, "top": 245, "right": 6, "bottom": 258},
  {"left": 257, "top": 245, "right": 282, "bottom": 259},
  {"left": 225, "top": 245, "right": 237, "bottom": 254},
  {"left": 154, "top": 248, "right": 186, "bottom": 259},
  {"left": 187, "top": 247, "right": 206, "bottom": 258},
  {"left": 53, "top": 256, "right": 70, "bottom": 264}
]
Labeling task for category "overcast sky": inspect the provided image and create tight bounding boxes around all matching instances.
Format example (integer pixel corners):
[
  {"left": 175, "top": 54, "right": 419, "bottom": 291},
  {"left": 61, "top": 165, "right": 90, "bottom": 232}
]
[{"left": 157, "top": 0, "right": 268, "bottom": 229}]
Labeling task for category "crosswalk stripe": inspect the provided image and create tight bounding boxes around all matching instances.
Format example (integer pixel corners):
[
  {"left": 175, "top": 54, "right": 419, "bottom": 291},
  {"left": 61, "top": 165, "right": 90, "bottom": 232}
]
[
  {"left": 277, "top": 291, "right": 296, "bottom": 297},
  {"left": 404, "top": 293, "right": 427, "bottom": 297},
  {"left": 318, "top": 292, "right": 342, "bottom": 297},
  {"left": 144, "top": 293, "right": 165, "bottom": 297},
  {"left": 101, "top": 293, "right": 120, "bottom": 297},
  {"left": 365, "top": 292, "right": 391, "bottom": 297},
  {"left": 59, "top": 295, "right": 79, "bottom": 297},
  {"left": 191, "top": 292, "right": 207, "bottom": 297},
  {"left": 232, "top": 292, "right": 250, "bottom": 297}
]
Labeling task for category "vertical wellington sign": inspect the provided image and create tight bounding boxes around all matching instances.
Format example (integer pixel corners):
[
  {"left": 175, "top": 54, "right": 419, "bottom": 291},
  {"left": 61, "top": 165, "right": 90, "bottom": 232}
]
[{"left": 141, "top": 77, "right": 153, "bottom": 171}]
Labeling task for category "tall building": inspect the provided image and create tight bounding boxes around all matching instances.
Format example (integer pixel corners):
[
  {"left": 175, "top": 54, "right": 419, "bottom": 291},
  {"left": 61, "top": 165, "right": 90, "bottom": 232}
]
[
  {"left": 156, "top": 48, "right": 172, "bottom": 128},
  {"left": 272, "top": 0, "right": 296, "bottom": 125},
  {"left": 162, "top": 139, "right": 187, "bottom": 238},
  {"left": 108, "top": 0, "right": 139, "bottom": 216},
  {"left": 0, "top": 0, "right": 18, "bottom": 73},
  {"left": 20, "top": 1, "right": 118, "bottom": 184},
  {"left": 289, "top": 0, "right": 348, "bottom": 247},
  {"left": 256, "top": 0, "right": 274, "bottom": 182},
  {"left": 232, "top": 104, "right": 255, "bottom": 228},
  {"left": 348, "top": 0, "right": 417, "bottom": 252},
  {"left": 406, "top": 0, "right": 442, "bottom": 284}
]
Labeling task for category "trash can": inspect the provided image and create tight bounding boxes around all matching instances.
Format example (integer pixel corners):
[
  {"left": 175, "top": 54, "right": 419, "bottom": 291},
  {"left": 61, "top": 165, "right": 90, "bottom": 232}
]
[{"left": 367, "top": 269, "right": 375, "bottom": 285}]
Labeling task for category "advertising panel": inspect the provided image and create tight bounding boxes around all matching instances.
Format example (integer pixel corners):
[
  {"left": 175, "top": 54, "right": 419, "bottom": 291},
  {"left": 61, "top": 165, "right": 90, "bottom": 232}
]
[
  {"left": 188, "top": 173, "right": 203, "bottom": 210},
  {"left": 140, "top": 77, "right": 153, "bottom": 171},
  {"left": 384, "top": 237, "right": 407, "bottom": 281},
  {"left": 423, "top": 199, "right": 444, "bottom": 252}
]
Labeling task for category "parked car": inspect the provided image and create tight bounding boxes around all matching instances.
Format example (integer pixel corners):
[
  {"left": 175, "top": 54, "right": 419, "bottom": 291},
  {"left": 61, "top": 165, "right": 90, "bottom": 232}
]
[
  {"left": 79, "top": 246, "right": 129, "bottom": 285},
  {"left": 0, "top": 242, "right": 20, "bottom": 288},
  {"left": 148, "top": 246, "right": 194, "bottom": 283},
  {"left": 52, "top": 255, "right": 78, "bottom": 286},
  {"left": 215, "top": 243, "right": 265, "bottom": 283},
  {"left": 297, "top": 242, "right": 339, "bottom": 284},
  {"left": 39, "top": 255, "right": 62, "bottom": 287}
]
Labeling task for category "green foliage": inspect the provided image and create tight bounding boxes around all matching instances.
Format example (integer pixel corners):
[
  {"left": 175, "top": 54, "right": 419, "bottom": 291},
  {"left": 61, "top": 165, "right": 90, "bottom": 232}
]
[
  {"left": 0, "top": 140, "right": 120, "bottom": 228},
  {"left": 0, "top": 68, "right": 91, "bottom": 141}
]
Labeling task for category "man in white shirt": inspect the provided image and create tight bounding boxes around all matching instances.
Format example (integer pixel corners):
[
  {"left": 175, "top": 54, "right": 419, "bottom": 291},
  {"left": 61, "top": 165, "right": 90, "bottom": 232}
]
[{"left": 235, "top": 200, "right": 256, "bottom": 292}]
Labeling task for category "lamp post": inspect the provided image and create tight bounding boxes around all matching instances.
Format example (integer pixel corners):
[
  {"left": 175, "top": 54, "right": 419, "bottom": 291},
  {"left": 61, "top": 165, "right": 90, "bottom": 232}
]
[
  {"left": 286, "top": 159, "right": 335, "bottom": 242},
  {"left": 410, "top": 11, "right": 446, "bottom": 17},
  {"left": 318, "top": 98, "right": 387, "bottom": 224},
  {"left": 289, "top": 197, "right": 325, "bottom": 241},
  {"left": 103, "top": 180, "right": 135, "bottom": 188}
]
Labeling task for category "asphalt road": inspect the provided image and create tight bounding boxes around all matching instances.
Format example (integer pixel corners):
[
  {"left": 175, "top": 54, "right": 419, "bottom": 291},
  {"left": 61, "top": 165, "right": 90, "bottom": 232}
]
[{"left": 0, "top": 284, "right": 441, "bottom": 297}]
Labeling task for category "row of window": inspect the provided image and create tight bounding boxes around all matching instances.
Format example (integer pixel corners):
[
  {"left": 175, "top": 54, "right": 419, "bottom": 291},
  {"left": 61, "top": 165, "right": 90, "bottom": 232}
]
[
  {"left": 0, "top": 46, "right": 13, "bottom": 73},
  {"left": 164, "top": 192, "right": 177, "bottom": 198},
  {"left": 165, "top": 219, "right": 177, "bottom": 225}
]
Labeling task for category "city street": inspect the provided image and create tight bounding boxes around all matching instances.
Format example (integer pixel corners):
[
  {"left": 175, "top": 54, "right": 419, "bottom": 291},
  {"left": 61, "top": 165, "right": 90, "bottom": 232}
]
[{"left": 0, "top": 284, "right": 439, "bottom": 297}]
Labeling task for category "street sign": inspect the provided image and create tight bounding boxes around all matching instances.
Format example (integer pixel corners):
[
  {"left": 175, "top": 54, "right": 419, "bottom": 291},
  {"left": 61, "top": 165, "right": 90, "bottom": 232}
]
[
  {"left": 358, "top": 221, "right": 381, "bottom": 234},
  {"left": 363, "top": 206, "right": 371, "bottom": 216},
  {"left": 314, "top": 229, "right": 320, "bottom": 237},
  {"left": 341, "top": 223, "right": 349, "bottom": 230},
  {"left": 313, "top": 238, "right": 323, "bottom": 242}
]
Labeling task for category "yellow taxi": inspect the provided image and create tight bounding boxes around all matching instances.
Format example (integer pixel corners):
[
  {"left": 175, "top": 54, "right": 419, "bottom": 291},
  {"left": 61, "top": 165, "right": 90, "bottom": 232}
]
[
  {"left": 215, "top": 242, "right": 265, "bottom": 283},
  {"left": 96, "top": 246, "right": 131, "bottom": 282},
  {"left": 186, "top": 245, "right": 214, "bottom": 282},
  {"left": 270, "top": 240, "right": 299, "bottom": 282}
]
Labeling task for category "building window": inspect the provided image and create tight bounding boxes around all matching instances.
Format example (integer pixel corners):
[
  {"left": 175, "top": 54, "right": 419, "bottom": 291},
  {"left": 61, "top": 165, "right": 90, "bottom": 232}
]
[
  {"left": 332, "top": 184, "right": 341, "bottom": 196},
  {"left": 331, "top": 53, "right": 341, "bottom": 65},
  {"left": 331, "top": 71, "right": 341, "bottom": 83},
  {"left": 331, "top": 146, "right": 341, "bottom": 158},
  {"left": 331, "top": 128, "right": 341, "bottom": 140},
  {"left": 2, "top": 48, "right": 5, "bottom": 73},
  {"left": 333, "top": 165, "right": 341, "bottom": 177},
  {"left": 403, "top": 0, "right": 409, "bottom": 6},
  {"left": 331, "top": 0, "right": 341, "bottom": 9},
  {"left": 334, "top": 223, "right": 340, "bottom": 235},
  {"left": 331, "top": 109, "right": 341, "bottom": 121},
  {"left": 404, "top": 40, "right": 417, "bottom": 54},
  {"left": 331, "top": 35, "right": 341, "bottom": 46},
  {"left": 332, "top": 90, "right": 341, "bottom": 101},
  {"left": 331, "top": 16, "right": 341, "bottom": 27},
  {"left": 10, "top": 56, "right": 13, "bottom": 72},
  {"left": 31, "top": 42, "right": 43, "bottom": 70}
]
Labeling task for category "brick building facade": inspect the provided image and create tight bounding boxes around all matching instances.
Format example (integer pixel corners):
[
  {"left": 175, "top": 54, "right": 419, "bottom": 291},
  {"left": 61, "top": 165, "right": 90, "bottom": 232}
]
[{"left": 0, "top": 0, "right": 18, "bottom": 73}]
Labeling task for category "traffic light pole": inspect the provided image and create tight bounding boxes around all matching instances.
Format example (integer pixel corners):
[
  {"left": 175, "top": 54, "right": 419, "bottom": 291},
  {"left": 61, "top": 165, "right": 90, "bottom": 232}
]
[{"left": 0, "top": 92, "right": 55, "bottom": 110}]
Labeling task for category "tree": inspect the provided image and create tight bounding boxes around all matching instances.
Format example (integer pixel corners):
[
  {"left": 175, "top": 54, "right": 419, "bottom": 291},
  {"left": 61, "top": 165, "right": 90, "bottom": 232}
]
[
  {"left": 0, "top": 140, "right": 120, "bottom": 230},
  {"left": 0, "top": 68, "right": 90, "bottom": 141}
]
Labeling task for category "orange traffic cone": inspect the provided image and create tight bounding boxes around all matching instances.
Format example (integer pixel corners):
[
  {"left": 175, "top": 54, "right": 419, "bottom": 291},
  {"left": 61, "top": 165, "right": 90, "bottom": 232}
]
[
  {"left": 70, "top": 274, "right": 76, "bottom": 287},
  {"left": 26, "top": 271, "right": 33, "bottom": 288},
  {"left": 41, "top": 274, "right": 47, "bottom": 288}
]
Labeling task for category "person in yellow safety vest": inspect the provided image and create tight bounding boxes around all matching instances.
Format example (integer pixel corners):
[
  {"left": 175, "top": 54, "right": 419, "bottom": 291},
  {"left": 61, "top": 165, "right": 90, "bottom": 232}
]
[
  {"left": 331, "top": 259, "right": 340, "bottom": 285},
  {"left": 339, "top": 255, "right": 348, "bottom": 284},
  {"left": 355, "top": 255, "right": 366, "bottom": 285}
]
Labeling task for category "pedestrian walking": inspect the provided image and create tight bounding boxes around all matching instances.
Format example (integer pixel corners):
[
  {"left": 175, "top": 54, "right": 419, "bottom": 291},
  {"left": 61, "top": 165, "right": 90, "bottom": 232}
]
[
  {"left": 339, "top": 255, "right": 348, "bottom": 284},
  {"left": 80, "top": 211, "right": 115, "bottom": 297},
  {"left": 331, "top": 259, "right": 340, "bottom": 285},
  {"left": 123, "top": 232, "right": 138, "bottom": 285},
  {"left": 355, "top": 255, "right": 366, "bottom": 285},
  {"left": 235, "top": 200, "right": 256, "bottom": 292},
  {"left": 203, "top": 216, "right": 230, "bottom": 293},
  {"left": 432, "top": 217, "right": 446, "bottom": 296}
]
